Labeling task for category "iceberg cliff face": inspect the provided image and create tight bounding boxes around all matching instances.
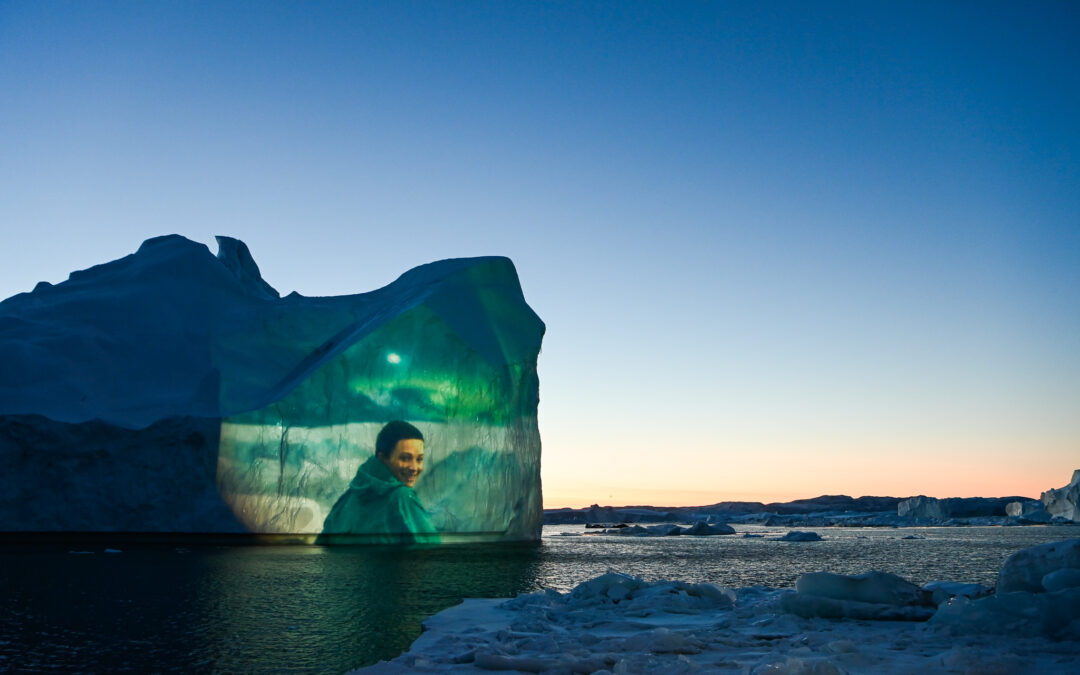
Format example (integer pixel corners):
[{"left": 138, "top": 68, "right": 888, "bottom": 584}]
[
  {"left": 0, "top": 236, "right": 545, "bottom": 540},
  {"left": 1042, "top": 470, "right": 1080, "bottom": 522}
]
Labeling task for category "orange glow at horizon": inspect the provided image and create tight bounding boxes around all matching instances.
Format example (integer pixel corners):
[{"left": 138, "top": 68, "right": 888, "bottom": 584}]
[{"left": 540, "top": 437, "right": 1078, "bottom": 510}]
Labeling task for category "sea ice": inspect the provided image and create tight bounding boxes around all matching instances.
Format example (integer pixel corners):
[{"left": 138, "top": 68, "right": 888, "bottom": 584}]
[
  {"left": 922, "top": 581, "right": 990, "bottom": 606},
  {"left": 1042, "top": 568, "right": 1080, "bottom": 592},
  {"left": 682, "top": 520, "right": 735, "bottom": 535},
  {"left": 779, "top": 571, "right": 934, "bottom": 621},
  {"left": 595, "top": 520, "right": 735, "bottom": 537},
  {"left": 359, "top": 548, "right": 1080, "bottom": 673},
  {"left": 997, "top": 538, "right": 1080, "bottom": 593},
  {"left": 780, "top": 592, "right": 935, "bottom": 621},
  {"left": 929, "top": 588, "right": 1080, "bottom": 639},
  {"left": 795, "top": 571, "right": 926, "bottom": 607},
  {"left": 779, "top": 530, "right": 822, "bottom": 541}
]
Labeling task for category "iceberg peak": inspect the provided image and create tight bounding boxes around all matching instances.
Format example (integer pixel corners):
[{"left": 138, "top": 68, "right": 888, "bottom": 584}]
[{"left": 214, "top": 235, "right": 279, "bottom": 299}]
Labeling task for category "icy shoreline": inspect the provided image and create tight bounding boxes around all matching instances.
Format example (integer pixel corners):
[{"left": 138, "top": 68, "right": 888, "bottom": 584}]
[{"left": 358, "top": 538, "right": 1080, "bottom": 674}]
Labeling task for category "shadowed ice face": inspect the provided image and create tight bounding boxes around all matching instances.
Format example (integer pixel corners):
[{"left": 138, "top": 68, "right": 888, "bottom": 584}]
[{"left": 380, "top": 438, "right": 424, "bottom": 487}]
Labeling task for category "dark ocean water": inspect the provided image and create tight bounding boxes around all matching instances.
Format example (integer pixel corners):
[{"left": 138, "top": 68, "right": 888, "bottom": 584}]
[{"left": 2, "top": 524, "right": 1078, "bottom": 673}]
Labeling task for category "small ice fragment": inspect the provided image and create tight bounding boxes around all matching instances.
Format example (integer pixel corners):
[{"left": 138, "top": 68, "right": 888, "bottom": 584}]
[
  {"left": 780, "top": 531, "right": 821, "bottom": 542},
  {"left": 683, "top": 520, "right": 735, "bottom": 535}
]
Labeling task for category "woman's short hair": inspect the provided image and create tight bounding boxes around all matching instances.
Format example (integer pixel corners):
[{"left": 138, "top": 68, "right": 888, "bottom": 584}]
[{"left": 375, "top": 420, "right": 424, "bottom": 457}]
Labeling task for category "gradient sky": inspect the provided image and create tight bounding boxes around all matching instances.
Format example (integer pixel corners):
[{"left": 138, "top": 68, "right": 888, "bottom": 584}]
[{"left": 2, "top": 1, "right": 1078, "bottom": 507}]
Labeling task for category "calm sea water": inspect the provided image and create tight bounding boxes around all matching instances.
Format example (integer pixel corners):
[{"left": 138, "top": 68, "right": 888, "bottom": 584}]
[{"left": 2, "top": 524, "right": 1078, "bottom": 673}]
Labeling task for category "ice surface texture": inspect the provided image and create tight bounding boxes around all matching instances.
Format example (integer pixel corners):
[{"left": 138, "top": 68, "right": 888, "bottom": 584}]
[
  {"left": 0, "top": 235, "right": 545, "bottom": 539},
  {"left": 997, "top": 537, "right": 1080, "bottom": 593},
  {"left": 1042, "top": 469, "right": 1080, "bottom": 522},
  {"left": 363, "top": 539, "right": 1080, "bottom": 674}
]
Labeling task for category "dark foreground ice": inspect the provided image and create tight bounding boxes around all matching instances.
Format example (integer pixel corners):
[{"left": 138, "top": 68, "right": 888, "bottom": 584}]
[{"left": 361, "top": 538, "right": 1080, "bottom": 674}]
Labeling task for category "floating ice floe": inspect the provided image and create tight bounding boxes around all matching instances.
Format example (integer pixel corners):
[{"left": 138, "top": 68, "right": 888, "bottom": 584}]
[
  {"left": 595, "top": 521, "right": 735, "bottom": 537},
  {"left": 359, "top": 538, "right": 1080, "bottom": 674},
  {"left": 779, "top": 530, "right": 821, "bottom": 542}
]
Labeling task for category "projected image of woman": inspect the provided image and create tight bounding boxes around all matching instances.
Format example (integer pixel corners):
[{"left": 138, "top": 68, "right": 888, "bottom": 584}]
[{"left": 317, "top": 421, "right": 439, "bottom": 544}]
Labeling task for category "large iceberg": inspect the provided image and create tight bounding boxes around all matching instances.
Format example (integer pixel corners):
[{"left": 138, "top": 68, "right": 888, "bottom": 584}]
[{"left": 0, "top": 235, "right": 545, "bottom": 541}]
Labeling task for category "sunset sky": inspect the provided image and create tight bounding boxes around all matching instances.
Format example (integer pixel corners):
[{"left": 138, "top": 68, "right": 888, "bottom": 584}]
[{"left": 2, "top": 2, "right": 1077, "bottom": 507}]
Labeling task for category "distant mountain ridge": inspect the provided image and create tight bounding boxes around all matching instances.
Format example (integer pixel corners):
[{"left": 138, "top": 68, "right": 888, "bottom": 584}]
[
  {"left": 547, "top": 471, "right": 1080, "bottom": 527},
  {"left": 544, "top": 493, "right": 1039, "bottom": 527}
]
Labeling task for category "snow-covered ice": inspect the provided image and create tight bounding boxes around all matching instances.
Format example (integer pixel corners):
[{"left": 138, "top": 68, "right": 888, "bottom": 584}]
[{"left": 359, "top": 539, "right": 1080, "bottom": 674}]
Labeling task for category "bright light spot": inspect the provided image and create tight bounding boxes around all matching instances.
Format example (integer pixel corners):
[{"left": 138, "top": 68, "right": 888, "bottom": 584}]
[{"left": 386, "top": 352, "right": 402, "bottom": 364}]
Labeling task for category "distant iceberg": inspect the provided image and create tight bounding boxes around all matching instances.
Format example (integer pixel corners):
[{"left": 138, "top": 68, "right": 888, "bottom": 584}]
[{"left": 1042, "top": 469, "right": 1080, "bottom": 522}]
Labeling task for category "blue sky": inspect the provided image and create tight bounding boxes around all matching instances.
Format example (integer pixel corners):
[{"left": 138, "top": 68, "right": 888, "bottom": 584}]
[{"left": 2, "top": 1, "right": 1078, "bottom": 505}]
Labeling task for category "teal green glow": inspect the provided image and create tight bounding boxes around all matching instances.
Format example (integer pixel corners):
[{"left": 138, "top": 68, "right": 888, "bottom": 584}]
[{"left": 214, "top": 257, "right": 544, "bottom": 541}]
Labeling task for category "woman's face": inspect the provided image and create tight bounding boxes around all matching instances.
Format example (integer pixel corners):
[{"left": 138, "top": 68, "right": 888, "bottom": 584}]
[{"left": 380, "top": 438, "right": 424, "bottom": 486}]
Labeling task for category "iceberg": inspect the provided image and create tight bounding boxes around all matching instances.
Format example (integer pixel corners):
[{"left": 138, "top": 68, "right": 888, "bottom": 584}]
[
  {"left": 0, "top": 235, "right": 545, "bottom": 541},
  {"left": 896, "top": 495, "right": 1025, "bottom": 523},
  {"left": 1042, "top": 469, "right": 1080, "bottom": 522}
]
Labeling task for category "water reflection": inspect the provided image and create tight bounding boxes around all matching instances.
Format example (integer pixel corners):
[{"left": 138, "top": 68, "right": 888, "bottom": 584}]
[
  {"left": 0, "top": 542, "right": 544, "bottom": 674},
  {"left": 3, "top": 526, "right": 1078, "bottom": 673}
]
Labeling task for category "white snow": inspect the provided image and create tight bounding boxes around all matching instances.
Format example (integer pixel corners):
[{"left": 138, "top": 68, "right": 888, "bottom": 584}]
[{"left": 358, "top": 539, "right": 1080, "bottom": 674}]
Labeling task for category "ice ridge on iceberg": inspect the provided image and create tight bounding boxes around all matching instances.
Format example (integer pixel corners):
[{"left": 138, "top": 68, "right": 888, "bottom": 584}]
[{"left": 0, "top": 235, "right": 545, "bottom": 540}]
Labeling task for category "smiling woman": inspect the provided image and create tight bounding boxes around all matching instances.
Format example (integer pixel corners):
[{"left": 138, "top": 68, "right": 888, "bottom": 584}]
[{"left": 317, "top": 422, "right": 438, "bottom": 544}]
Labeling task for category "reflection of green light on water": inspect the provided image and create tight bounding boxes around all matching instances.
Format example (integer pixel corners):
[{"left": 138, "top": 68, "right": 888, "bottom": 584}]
[{"left": 386, "top": 352, "right": 402, "bottom": 364}]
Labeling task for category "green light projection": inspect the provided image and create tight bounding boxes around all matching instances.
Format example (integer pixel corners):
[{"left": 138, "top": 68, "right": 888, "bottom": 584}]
[{"left": 214, "top": 259, "right": 544, "bottom": 543}]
